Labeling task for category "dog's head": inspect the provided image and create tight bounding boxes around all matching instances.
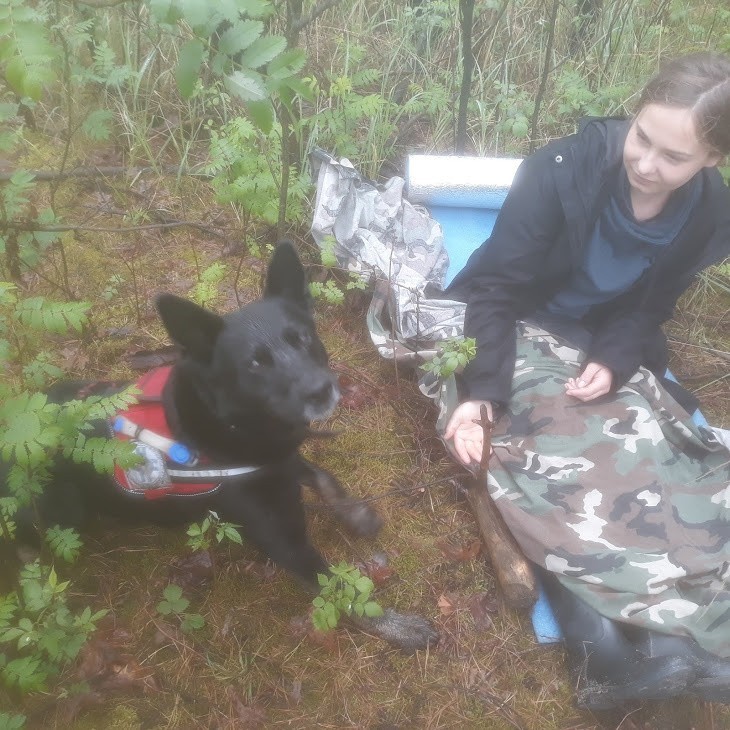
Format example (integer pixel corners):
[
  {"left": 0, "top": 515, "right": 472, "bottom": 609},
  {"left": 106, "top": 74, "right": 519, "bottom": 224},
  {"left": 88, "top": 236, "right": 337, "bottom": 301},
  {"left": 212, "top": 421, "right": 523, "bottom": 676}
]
[{"left": 156, "top": 242, "right": 340, "bottom": 441}]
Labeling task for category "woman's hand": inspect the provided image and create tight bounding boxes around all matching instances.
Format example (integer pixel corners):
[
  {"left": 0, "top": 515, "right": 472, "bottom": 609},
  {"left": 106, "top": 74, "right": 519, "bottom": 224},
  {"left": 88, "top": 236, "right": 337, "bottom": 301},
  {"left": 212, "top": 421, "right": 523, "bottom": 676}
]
[
  {"left": 444, "top": 400, "right": 493, "bottom": 466},
  {"left": 565, "top": 362, "right": 613, "bottom": 401}
]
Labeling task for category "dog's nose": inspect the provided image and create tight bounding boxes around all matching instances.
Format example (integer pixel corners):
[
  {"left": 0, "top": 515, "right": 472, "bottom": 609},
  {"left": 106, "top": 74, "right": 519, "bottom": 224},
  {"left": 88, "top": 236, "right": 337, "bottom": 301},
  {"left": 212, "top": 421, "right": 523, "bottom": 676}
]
[{"left": 308, "top": 382, "right": 335, "bottom": 408}]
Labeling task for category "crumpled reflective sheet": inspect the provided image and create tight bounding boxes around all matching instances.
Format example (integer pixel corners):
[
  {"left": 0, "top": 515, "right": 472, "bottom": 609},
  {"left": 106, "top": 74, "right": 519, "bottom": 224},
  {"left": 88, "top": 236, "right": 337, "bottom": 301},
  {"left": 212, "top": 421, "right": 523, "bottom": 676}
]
[{"left": 310, "top": 149, "right": 467, "bottom": 364}]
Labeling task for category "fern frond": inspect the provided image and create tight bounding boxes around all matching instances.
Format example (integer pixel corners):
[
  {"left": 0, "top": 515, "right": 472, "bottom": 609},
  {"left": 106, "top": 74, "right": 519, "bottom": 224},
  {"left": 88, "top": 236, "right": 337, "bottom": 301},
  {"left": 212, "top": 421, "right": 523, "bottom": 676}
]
[{"left": 14, "top": 298, "right": 90, "bottom": 334}]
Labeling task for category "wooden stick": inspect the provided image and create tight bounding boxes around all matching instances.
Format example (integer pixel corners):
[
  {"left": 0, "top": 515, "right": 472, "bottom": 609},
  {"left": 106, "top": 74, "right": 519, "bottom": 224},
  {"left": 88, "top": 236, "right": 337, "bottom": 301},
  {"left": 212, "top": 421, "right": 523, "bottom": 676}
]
[{"left": 466, "top": 405, "right": 538, "bottom": 609}]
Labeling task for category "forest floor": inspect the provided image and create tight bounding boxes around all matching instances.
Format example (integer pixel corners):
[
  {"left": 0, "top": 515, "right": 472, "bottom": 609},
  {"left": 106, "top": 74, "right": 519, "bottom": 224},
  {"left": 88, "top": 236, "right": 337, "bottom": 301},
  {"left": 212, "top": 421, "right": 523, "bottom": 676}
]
[{"left": 6, "top": 142, "right": 730, "bottom": 729}]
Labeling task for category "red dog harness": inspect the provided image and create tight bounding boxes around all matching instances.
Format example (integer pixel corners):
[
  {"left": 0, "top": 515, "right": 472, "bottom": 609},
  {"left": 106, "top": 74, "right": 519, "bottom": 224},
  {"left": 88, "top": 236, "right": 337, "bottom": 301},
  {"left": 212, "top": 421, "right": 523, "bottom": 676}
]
[{"left": 111, "top": 367, "right": 260, "bottom": 500}]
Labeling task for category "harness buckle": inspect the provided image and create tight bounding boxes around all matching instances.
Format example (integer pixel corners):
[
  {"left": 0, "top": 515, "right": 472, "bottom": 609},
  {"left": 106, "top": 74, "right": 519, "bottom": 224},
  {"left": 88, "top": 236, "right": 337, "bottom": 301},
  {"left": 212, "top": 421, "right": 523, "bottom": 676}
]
[{"left": 124, "top": 441, "right": 172, "bottom": 491}]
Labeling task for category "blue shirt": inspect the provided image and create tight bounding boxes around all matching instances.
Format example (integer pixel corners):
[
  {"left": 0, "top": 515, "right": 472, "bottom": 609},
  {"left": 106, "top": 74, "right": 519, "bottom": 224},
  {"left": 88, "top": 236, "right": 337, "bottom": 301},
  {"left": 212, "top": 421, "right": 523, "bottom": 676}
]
[{"left": 545, "top": 168, "right": 702, "bottom": 320}]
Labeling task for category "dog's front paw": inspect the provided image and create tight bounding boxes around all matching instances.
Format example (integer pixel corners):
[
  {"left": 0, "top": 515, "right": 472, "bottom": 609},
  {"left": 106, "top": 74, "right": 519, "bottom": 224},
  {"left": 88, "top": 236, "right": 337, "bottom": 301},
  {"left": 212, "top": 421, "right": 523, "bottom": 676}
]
[
  {"left": 354, "top": 609, "right": 439, "bottom": 653},
  {"left": 337, "top": 500, "right": 383, "bottom": 538}
]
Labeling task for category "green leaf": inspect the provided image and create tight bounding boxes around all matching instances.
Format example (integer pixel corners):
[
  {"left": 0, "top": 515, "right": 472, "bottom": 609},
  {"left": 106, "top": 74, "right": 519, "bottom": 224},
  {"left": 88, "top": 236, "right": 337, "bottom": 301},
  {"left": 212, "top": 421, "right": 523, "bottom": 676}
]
[
  {"left": 324, "top": 602, "right": 338, "bottom": 628},
  {"left": 181, "top": 613, "right": 205, "bottom": 632},
  {"left": 221, "top": 524, "right": 242, "bottom": 545},
  {"left": 236, "top": 0, "right": 271, "bottom": 18},
  {"left": 354, "top": 576, "right": 373, "bottom": 593},
  {"left": 0, "top": 627, "right": 23, "bottom": 644},
  {"left": 286, "top": 76, "right": 316, "bottom": 102},
  {"left": 158, "top": 584, "right": 189, "bottom": 615},
  {"left": 0, "top": 595, "right": 18, "bottom": 632},
  {"left": 45, "top": 525, "right": 83, "bottom": 563},
  {"left": 224, "top": 70, "right": 267, "bottom": 102},
  {"left": 2, "top": 655, "right": 47, "bottom": 691},
  {"left": 156, "top": 600, "right": 173, "bottom": 616},
  {"left": 238, "top": 35, "right": 286, "bottom": 70},
  {"left": 0, "top": 711, "right": 26, "bottom": 729},
  {"left": 363, "top": 601, "right": 384, "bottom": 618},
  {"left": 81, "top": 109, "right": 113, "bottom": 141},
  {"left": 178, "top": 0, "right": 208, "bottom": 29},
  {"left": 311, "top": 609, "right": 327, "bottom": 632},
  {"left": 511, "top": 118, "right": 529, "bottom": 138},
  {"left": 217, "top": 20, "right": 263, "bottom": 56},
  {"left": 176, "top": 39, "right": 205, "bottom": 99},
  {"left": 246, "top": 100, "right": 274, "bottom": 133},
  {"left": 267, "top": 48, "right": 306, "bottom": 80},
  {"left": 163, "top": 584, "right": 183, "bottom": 602}
]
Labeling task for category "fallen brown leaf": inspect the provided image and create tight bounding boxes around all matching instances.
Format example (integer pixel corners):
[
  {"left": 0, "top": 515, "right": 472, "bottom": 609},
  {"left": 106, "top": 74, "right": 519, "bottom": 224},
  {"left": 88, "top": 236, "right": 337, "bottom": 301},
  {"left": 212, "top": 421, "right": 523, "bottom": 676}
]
[
  {"left": 75, "top": 629, "right": 160, "bottom": 696},
  {"left": 465, "top": 591, "right": 497, "bottom": 632},
  {"left": 168, "top": 549, "right": 215, "bottom": 590},
  {"left": 337, "top": 374, "right": 371, "bottom": 409},
  {"left": 436, "top": 538, "right": 482, "bottom": 562},
  {"left": 437, "top": 593, "right": 459, "bottom": 617},
  {"left": 356, "top": 554, "right": 396, "bottom": 586},
  {"left": 289, "top": 614, "right": 340, "bottom": 652},
  {"left": 226, "top": 686, "right": 267, "bottom": 728},
  {"left": 227, "top": 558, "right": 278, "bottom": 581}
]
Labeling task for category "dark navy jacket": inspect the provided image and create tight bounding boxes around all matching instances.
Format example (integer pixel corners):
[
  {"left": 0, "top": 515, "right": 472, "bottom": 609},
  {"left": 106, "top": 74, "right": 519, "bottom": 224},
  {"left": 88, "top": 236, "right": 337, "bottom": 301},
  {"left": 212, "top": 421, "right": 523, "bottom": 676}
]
[{"left": 445, "top": 117, "right": 730, "bottom": 408}]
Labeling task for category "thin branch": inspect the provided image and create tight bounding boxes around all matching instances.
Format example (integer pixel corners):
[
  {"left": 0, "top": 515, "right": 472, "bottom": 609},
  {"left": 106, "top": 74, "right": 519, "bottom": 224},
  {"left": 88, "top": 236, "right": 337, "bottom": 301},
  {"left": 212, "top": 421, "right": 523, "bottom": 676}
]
[
  {"left": 456, "top": 0, "right": 476, "bottom": 154},
  {"left": 529, "top": 0, "right": 560, "bottom": 152},
  {"left": 72, "top": 0, "right": 136, "bottom": 7},
  {"left": 2, "top": 220, "right": 225, "bottom": 236},
  {"left": 667, "top": 337, "right": 730, "bottom": 363},
  {"left": 291, "top": 0, "right": 344, "bottom": 35},
  {"left": 0, "top": 164, "right": 210, "bottom": 183}
]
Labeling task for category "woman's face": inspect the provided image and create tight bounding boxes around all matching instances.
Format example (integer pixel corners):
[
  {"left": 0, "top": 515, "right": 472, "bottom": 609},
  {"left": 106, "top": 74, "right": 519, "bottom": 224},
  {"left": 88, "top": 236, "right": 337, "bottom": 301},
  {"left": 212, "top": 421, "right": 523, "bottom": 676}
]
[{"left": 623, "top": 103, "right": 721, "bottom": 198}]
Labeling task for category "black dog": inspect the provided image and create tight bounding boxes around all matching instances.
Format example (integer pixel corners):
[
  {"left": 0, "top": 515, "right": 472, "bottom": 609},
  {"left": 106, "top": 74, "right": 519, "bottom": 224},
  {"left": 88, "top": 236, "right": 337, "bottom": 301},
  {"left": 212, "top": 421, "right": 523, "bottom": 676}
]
[{"left": 9, "top": 242, "right": 437, "bottom": 651}]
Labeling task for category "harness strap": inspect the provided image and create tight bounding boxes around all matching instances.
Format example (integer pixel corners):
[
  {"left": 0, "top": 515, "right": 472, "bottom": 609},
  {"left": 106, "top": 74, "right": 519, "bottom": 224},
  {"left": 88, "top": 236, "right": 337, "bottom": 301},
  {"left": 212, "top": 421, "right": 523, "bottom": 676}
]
[
  {"left": 112, "top": 366, "right": 262, "bottom": 499},
  {"left": 167, "top": 465, "right": 261, "bottom": 481}
]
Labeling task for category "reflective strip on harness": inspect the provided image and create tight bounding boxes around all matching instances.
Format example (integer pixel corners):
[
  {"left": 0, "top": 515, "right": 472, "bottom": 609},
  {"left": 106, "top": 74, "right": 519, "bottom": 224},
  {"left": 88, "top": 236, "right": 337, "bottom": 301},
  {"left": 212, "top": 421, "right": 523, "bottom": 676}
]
[{"left": 167, "top": 465, "right": 261, "bottom": 481}]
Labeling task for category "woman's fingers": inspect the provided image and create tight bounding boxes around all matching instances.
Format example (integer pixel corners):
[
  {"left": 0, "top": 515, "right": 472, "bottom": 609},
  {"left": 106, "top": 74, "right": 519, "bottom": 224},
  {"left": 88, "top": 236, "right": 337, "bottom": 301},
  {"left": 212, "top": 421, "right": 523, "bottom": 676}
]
[
  {"left": 445, "top": 400, "right": 492, "bottom": 439},
  {"left": 453, "top": 434, "right": 474, "bottom": 465},
  {"left": 445, "top": 400, "right": 494, "bottom": 466},
  {"left": 453, "top": 428, "right": 484, "bottom": 465},
  {"left": 565, "top": 363, "right": 613, "bottom": 401}
]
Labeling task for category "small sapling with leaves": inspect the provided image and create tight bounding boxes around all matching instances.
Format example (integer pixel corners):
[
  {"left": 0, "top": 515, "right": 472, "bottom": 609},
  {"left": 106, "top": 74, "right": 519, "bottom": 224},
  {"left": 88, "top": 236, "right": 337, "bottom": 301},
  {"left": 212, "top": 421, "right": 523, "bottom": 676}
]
[{"left": 312, "top": 562, "right": 383, "bottom": 632}]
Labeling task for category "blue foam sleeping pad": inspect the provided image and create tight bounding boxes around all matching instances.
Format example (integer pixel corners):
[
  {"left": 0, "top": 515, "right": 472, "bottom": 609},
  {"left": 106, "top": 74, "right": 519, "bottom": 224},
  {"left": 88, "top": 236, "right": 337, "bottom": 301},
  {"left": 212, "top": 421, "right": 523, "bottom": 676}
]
[{"left": 425, "top": 187, "right": 707, "bottom": 644}]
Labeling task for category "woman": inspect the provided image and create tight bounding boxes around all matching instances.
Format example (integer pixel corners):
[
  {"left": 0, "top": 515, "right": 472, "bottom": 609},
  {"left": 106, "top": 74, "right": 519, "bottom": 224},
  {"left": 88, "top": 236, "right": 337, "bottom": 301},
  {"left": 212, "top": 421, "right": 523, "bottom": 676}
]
[{"left": 443, "top": 53, "right": 730, "bottom": 709}]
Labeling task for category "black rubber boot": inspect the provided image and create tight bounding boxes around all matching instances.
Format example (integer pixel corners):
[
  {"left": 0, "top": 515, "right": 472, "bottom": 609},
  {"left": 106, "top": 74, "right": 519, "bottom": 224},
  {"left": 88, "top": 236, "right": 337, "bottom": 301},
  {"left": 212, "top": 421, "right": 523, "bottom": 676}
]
[
  {"left": 629, "top": 628, "right": 730, "bottom": 703},
  {"left": 540, "top": 571, "right": 698, "bottom": 710}
]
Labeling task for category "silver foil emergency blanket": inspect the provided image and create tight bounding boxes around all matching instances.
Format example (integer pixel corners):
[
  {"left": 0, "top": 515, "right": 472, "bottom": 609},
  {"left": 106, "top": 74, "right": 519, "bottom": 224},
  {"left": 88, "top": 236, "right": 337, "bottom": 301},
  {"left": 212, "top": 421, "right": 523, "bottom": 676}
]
[{"left": 311, "top": 149, "right": 461, "bottom": 364}]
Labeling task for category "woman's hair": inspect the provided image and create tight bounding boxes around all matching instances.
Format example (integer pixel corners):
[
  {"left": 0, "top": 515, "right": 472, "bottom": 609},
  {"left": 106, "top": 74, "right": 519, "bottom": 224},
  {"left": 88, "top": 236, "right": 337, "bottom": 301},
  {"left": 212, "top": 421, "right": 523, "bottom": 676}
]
[{"left": 638, "top": 52, "right": 730, "bottom": 155}]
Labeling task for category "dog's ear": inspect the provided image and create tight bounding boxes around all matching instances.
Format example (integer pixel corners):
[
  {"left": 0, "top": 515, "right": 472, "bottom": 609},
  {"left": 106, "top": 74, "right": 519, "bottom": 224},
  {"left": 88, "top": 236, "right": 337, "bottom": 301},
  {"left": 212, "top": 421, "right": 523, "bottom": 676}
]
[
  {"left": 264, "top": 240, "right": 310, "bottom": 306},
  {"left": 156, "top": 294, "right": 224, "bottom": 360}
]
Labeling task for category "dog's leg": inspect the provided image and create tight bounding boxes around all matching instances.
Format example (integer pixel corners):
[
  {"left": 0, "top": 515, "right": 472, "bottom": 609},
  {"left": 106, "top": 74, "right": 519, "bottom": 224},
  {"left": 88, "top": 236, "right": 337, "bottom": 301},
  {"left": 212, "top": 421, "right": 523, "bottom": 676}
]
[
  {"left": 349, "top": 610, "right": 440, "bottom": 654},
  {"left": 295, "top": 459, "right": 439, "bottom": 651},
  {"left": 214, "top": 482, "right": 328, "bottom": 588},
  {"left": 297, "top": 458, "right": 382, "bottom": 538}
]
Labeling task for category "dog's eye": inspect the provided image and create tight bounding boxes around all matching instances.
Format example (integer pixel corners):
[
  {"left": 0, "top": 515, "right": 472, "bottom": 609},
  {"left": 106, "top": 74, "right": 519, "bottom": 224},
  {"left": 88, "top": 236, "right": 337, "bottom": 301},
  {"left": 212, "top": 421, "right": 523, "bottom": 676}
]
[
  {"left": 283, "top": 328, "right": 309, "bottom": 349},
  {"left": 250, "top": 345, "right": 273, "bottom": 369}
]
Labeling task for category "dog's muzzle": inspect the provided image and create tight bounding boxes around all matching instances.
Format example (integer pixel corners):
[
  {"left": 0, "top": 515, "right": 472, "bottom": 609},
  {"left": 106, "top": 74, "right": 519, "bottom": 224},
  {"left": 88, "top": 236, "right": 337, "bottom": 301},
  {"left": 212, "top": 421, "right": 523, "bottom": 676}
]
[{"left": 305, "top": 380, "right": 340, "bottom": 422}]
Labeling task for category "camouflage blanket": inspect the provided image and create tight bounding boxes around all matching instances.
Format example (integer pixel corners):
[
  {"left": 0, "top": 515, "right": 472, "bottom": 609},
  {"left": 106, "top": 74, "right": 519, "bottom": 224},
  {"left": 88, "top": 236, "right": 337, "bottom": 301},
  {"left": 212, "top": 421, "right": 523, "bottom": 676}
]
[{"left": 423, "top": 323, "right": 730, "bottom": 657}]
